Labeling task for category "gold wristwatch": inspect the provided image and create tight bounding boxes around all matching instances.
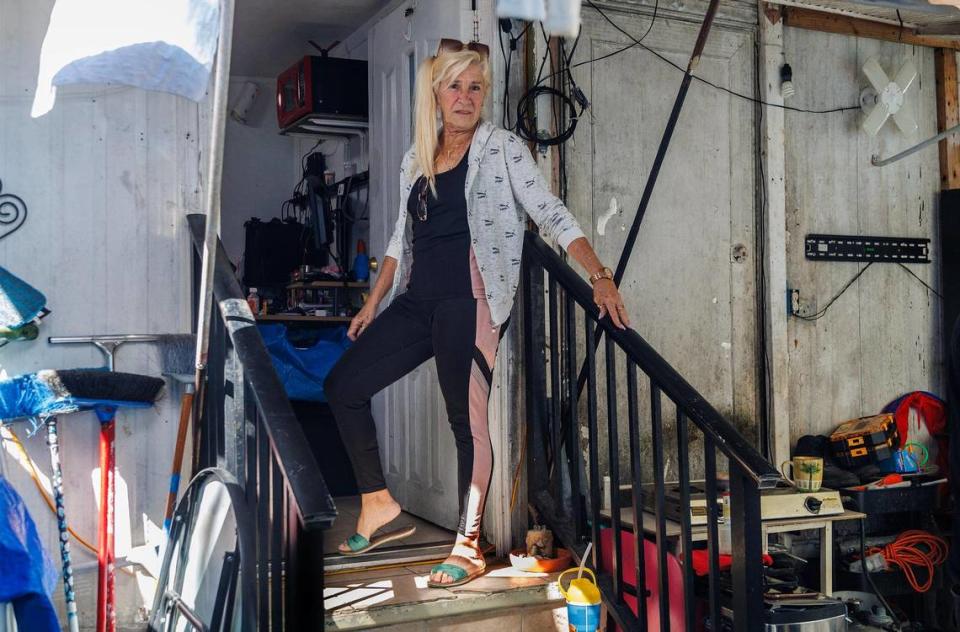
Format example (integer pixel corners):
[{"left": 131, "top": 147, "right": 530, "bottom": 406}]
[{"left": 589, "top": 267, "right": 614, "bottom": 285}]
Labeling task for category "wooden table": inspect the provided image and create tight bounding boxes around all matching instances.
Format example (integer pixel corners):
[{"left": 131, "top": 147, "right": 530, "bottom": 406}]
[{"left": 600, "top": 508, "right": 866, "bottom": 596}]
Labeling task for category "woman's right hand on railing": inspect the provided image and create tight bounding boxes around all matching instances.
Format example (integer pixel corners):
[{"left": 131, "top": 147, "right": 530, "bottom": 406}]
[{"left": 347, "top": 300, "right": 379, "bottom": 341}]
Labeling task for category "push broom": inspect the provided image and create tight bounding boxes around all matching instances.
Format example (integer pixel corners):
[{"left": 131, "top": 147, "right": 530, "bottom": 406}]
[
  {"left": 0, "top": 369, "right": 163, "bottom": 632},
  {"left": 48, "top": 333, "right": 193, "bottom": 632}
]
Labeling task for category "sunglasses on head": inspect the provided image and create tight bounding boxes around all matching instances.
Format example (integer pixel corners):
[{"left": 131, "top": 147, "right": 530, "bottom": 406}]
[{"left": 436, "top": 38, "right": 490, "bottom": 59}]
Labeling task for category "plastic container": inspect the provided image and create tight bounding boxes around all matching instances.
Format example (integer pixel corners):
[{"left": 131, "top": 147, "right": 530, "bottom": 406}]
[
  {"left": 353, "top": 239, "right": 370, "bottom": 282},
  {"left": 558, "top": 567, "right": 602, "bottom": 632},
  {"left": 718, "top": 494, "right": 732, "bottom": 555},
  {"left": 246, "top": 287, "right": 260, "bottom": 315},
  {"left": 509, "top": 547, "right": 573, "bottom": 573},
  {"left": 842, "top": 476, "right": 943, "bottom": 514}
]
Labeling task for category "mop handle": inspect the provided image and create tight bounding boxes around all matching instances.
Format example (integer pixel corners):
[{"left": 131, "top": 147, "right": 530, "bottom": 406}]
[
  {"left": 47, "top": 417, "right": 80, "bottom": 632},
  {"left": 163, "top": 391, "right": 194, "bottom": 532},
  {"left": 96, "top": 408, "right": 117, "bottom": 632}
]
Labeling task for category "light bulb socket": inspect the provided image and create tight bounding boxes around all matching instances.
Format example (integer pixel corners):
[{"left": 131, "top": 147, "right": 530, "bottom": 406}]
[
  {"left": 779, "top": 63, "right": 794, "bottom": 99},
  {"left": 780, "top": 63, "right": 793, "bottom": 83}
]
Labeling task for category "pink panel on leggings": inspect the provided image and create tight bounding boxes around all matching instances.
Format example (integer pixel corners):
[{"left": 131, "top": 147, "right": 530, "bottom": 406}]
[{"left": 461, "top": 298, "right": 500, "bottom": 539}]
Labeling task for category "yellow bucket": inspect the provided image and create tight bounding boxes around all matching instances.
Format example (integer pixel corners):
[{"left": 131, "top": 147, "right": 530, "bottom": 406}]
[{"left": 558, "top": 567, "right": 602, "bottom": 632}]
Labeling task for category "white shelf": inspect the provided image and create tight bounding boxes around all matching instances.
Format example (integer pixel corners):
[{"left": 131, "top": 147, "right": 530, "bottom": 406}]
[{"left": 280, "top": 115, "right": 368, "bottom": 139}]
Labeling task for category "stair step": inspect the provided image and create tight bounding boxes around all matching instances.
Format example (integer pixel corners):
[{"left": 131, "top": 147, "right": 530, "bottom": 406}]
[
  {"left": 352, "top": 604, "right": 569, "bottom": 631},
  {"left": 324, "top": 562, "right": 566, "bottom": 630}
]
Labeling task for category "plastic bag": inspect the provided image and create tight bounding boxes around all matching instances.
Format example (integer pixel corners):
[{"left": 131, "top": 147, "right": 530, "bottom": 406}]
[
  {"left": 0, "top": 474, "right": 60, "bottom": 631},
  {"left": 879, "top": 391, "right": 948, "bottom": 475},
  {"left": 258, "top": 324, "right": 351, "bottom": 402}
]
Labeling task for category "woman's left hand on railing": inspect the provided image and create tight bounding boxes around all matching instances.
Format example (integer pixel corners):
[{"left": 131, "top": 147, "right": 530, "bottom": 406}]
[
  {"left": 593, "top": 278, "right": 630, "bottom": 329},
  {"left": 564, "top": 237, "right": 630, "bottom": 329}
]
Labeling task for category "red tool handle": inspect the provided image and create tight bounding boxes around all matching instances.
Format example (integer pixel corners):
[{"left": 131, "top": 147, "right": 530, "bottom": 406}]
[{"left": 96, "top": 417, "right": 116, "bottom": 632}]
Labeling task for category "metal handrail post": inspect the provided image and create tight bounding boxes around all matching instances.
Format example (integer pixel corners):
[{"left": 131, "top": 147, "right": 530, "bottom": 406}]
[{"left": 194, "top": 0, "right": 236, "bottom": 381}]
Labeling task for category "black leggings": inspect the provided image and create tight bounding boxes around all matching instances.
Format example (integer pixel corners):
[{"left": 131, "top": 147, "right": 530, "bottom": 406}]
[{"left": 324, "top": 292, "right": 505, "bottom": 539}]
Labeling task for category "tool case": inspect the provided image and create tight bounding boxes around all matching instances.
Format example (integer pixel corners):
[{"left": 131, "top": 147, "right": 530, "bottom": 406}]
[{"left": 829, "top": 413, "right": 899, "bottom": 467}]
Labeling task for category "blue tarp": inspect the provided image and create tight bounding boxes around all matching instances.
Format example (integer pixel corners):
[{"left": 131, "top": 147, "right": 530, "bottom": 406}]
[
  {"left": 0, "top": 474, "right": 59, "bottom": 632},
  {"left": 258, "top": 324, "right": 351, "bottom": 402}
]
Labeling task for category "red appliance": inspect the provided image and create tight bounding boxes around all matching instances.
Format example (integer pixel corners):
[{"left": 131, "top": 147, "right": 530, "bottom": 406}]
[
  {"left": 276, "top": 55, "right": 368, "bottom": 129},
  {"left": 599, "top": 528, "right": 689, "bottom": 631}
]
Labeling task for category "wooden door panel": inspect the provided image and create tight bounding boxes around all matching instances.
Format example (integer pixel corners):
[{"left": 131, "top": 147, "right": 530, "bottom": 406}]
[{"left": 568, "top": 8, "right": 759, "bottom": 470}]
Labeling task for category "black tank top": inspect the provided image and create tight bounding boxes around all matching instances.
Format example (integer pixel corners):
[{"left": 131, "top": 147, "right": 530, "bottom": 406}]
[{"left": 405, "top": 152, "right": 474, "bottom": 299}]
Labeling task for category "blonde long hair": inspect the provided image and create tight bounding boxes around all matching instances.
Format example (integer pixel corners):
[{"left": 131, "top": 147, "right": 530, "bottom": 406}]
[{"left": 413, "top": 49, "right": 491, "bottom": 190}]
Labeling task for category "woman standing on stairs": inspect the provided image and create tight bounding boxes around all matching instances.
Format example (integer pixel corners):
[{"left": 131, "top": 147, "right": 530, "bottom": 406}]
[{"left": 324, "top": 38, "right": 629, "bottom": 588}]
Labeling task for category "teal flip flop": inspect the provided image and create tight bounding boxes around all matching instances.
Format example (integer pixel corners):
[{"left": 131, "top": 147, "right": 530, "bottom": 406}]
[
  {"left": 426, "top": 562, "right": 485, "bottom": 588},
  {"left": 339, "top": 524, "right": 417, "bottom": 556}
]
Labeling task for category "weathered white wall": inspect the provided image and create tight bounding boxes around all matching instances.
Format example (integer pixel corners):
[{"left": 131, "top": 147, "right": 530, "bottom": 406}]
[
  {"left": 565, "top": 0, "right": 760, "bottom": 479},
  {"left": 783, "top": 29, "right": 942, "bottom": 442},
  {"left": 558, "top": 4, "right": 944, "bottom": 480},
  {"left": 0, "top": 1, "right": 204, "bottom": 627}
]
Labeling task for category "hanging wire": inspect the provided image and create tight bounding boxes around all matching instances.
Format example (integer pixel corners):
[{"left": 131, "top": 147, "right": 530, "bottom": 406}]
[{"left": 575, "top": 0, "right": 861, "bottom": 115}]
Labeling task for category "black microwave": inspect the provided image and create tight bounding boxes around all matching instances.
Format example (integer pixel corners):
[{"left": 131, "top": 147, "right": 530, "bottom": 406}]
[{"left": 276, "top": 55, "right": 368, "bottom": 129}]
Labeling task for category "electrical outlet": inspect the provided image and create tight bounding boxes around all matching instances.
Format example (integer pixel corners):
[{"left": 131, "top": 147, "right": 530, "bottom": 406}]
[{"left": 787, "top": 287, "right": 818, "bottom": 318}]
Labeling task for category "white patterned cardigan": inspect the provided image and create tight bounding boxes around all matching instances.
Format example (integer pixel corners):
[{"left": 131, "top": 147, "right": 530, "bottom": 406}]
[{"left": 384, "top": 120, "right": 586, "bottom": 327}]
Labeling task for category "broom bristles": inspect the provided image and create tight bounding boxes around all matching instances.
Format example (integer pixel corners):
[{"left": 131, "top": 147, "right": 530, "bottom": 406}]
[{"left": 37, "top": 369, "right": 164, "bottom": 404}]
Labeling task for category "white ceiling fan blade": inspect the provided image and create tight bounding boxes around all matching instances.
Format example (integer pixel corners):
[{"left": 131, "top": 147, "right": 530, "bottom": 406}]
[
  {"left": 893, "top": 60, "right": 919, "bottom": 94},
  {"left": 862, "top": 102, "right": 891, "bottom": 136},
  {"left": 862, "top": 57, "right": 890, "bottom": 93},
  {"left": 893, "top": 109, "right": 918, "bottom": 135}
]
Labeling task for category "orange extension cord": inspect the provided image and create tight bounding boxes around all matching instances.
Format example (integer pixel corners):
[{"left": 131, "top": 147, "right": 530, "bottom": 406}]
[
  {"left": 866, "top": 530, "right": 947, "bottom": 593},
  {"left": 2, "top": 428, "right": 143, "bottom": 578},
  {"left": 2, "top": 426, "right": 100, "bottom": 555}
]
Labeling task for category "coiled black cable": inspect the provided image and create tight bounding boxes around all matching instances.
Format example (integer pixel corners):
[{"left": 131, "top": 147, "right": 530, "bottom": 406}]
[{"left": 515, "top": 85, "right": 581, "bottom": 146}]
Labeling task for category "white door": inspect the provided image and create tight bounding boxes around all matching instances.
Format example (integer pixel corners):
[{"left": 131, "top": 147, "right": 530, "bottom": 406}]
[{"left": 367, "top": 0, "right": 472, "bottom": 530}]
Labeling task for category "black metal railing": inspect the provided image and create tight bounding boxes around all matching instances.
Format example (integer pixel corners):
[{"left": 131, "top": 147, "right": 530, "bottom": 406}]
[
  {"left": 186, "top": 214, "right": 336, "bottom": 629},
  {"left": 521, "top": 232, "right": 780, "bottom": 632}
]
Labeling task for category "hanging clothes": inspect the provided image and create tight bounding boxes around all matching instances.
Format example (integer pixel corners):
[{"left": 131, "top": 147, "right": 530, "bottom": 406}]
[
  {"left": 496, "top": 0, "right": 582, "bottom": 37},
  {"left": 31, "top": 0, "right": 219, "bottom": 117}
]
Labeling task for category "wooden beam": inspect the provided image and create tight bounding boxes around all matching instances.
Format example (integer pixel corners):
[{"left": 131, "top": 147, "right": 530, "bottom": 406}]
[
  {"left": 935, "top": 48, "right": 960, "bottom": 189},
  {"left": 783, "top": 6, "right": 960, "bottom": 50},
  {"left": 758, "top": 8, "right": 792, "bottom": 468}
]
